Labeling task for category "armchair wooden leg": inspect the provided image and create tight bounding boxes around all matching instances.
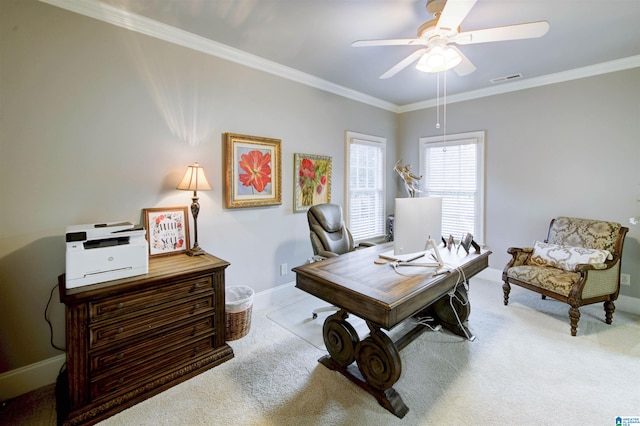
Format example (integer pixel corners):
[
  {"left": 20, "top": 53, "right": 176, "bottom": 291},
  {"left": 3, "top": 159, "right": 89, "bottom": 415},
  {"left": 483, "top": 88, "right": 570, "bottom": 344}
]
[
  {"left": 568, "top": 306, "right": 580, "bottom": 336},
  {"left": 502, "top": 281, "right": 511, "bottom": 305},
  {"left": 604, "top": 301, "right": 615, "bottom": 325}
]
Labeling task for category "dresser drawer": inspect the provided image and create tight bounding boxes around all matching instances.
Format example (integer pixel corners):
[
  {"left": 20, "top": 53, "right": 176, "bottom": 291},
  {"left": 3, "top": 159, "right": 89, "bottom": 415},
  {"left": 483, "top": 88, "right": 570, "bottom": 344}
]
[
  {"left": 89, "top": 276, "right": 213, "bottom": 321},
  {"left": 90, "top": 295, "right": 214, "bottom": 348},
  {"left": 90, "top": 336, "right": 215, "bottom": 401},
  {"left": 90, "top": 316, "right": 214, "bottom": 374}
]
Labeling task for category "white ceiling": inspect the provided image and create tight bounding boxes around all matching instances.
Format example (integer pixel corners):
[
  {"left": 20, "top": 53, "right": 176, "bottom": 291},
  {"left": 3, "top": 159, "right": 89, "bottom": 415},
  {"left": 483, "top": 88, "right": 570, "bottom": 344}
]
[{"left": 48, "top": 0, "right": 640, "bottom": 111}]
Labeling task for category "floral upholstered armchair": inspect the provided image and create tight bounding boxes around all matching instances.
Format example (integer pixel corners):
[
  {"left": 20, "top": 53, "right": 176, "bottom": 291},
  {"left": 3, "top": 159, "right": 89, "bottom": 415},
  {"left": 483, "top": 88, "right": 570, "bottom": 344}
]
[{"left": 502, "top": 217, "right": 628, "bottom": 336}]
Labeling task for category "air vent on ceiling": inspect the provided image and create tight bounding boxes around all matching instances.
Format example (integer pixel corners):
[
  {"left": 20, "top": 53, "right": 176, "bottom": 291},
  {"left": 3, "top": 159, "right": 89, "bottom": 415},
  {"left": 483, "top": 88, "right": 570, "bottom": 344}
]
[{"left": 490, "top": 73, "right": 523, "bottom": 84}]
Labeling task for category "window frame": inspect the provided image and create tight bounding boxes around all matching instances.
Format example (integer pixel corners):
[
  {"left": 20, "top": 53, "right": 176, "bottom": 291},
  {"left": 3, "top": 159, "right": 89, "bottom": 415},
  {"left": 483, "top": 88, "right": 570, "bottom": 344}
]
[
  {"left": 344, "top": 131, "right": 387, "bottom": 242},
  {"left": 418, "top": 130, "right": 485, "bottom": 245}
]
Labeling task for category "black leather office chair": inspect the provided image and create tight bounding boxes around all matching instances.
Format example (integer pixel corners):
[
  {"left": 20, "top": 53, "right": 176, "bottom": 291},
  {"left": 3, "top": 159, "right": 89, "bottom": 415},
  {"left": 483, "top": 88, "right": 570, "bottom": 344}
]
[
  {"left": 307, "top": 203, "right": 374, "bottom": 318},
  {"left": 308, "top": 203, "right": 356, "bottom": 259}
]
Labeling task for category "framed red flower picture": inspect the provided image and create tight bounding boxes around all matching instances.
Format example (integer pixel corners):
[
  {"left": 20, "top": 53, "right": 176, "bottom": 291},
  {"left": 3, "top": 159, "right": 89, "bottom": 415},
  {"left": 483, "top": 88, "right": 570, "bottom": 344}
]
[
  {"left": 143, "top": 206, "right": 190, "bottom": 257},
  {"left": 225, "top": 133, "right": 282, "bottom": 208},
  {"left": 294, "top": 153, "right": 332, "bottom": 213}
]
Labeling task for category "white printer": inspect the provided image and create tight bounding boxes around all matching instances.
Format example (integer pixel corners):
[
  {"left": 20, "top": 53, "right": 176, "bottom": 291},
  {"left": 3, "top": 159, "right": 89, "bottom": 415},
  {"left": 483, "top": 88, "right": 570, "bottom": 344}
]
[{"left": 65, "top": 221, "right": 148, "bottom": 288}]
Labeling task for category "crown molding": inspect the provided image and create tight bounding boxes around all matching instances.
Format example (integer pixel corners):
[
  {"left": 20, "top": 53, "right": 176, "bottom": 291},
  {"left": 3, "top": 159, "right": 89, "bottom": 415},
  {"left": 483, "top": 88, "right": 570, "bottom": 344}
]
[
  {"left": 39, "top": 0, "right": 639, "bottom": 115},
  {"left": 39, "top": 0, "right": 399, "bottom": 112},
  {"left": 398, "top": 55, "right": 640, "bottom": 113}
]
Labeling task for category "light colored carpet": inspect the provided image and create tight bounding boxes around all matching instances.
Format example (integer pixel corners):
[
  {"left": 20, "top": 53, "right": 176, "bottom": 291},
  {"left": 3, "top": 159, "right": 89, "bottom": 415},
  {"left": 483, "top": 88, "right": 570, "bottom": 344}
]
[
  {"left": 100, "top": 278, "right": 640, "bottom": 426},
  {"left": 266, "top": 294, "right": 441, "bottom": 351},
  {"left": 267, "top": 295, "right": 368, "bottom": 351}
]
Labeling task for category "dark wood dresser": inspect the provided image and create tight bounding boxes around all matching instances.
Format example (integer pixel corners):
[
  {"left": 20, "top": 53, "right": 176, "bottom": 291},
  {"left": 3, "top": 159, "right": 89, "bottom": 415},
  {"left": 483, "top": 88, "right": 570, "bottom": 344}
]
[{"left": 57, "top": 253, "right": 234, "bottom": 425}]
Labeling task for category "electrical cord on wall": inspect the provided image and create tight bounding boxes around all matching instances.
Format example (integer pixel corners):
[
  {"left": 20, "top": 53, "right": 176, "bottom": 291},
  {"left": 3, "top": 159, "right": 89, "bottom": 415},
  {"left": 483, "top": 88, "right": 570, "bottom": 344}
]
[{"left": 45, "top": 283, "right": 66, "bottom": 352}]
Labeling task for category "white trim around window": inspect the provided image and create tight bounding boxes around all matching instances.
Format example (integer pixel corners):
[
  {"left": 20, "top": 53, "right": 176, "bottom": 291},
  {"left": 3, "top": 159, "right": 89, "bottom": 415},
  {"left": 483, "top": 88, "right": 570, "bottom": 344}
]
[
  {"left": 345, "top": 131, "right": 387, "bottom": 242},
  {"left": 419, "top": 131, "right": 485, "bottom": 245}
]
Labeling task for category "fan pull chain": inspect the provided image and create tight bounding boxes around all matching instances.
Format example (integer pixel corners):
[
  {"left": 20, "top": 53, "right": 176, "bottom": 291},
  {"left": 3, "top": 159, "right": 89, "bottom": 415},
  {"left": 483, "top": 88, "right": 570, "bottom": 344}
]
[
  {"left": 443, "top": 71, "right": 448, "bottom": 151},
  {"left": 436, "top": 72, "right": 441, "bottom": 129}
]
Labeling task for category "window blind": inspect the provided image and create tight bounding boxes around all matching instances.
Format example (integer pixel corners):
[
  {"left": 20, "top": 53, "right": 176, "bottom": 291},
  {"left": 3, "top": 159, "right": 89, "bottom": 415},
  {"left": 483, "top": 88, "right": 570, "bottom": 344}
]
[
  {"left": 347, "top": 137, "right": 385, "bottom": 241},
  {"left": 420, "top": 132, "right": 485, "bottom": 244}
]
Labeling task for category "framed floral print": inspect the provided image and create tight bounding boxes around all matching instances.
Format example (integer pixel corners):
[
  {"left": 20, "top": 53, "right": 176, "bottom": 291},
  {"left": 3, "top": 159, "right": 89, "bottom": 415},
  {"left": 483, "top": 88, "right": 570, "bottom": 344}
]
[
  {"left": 143, "top": 207, "right": 190, "bottom": 257},
  {"left": 294, "top": 153, "right": 332, "bottom": 213},
  {"left": 225, "top": 133, "right": 282, "bottom": 208}
]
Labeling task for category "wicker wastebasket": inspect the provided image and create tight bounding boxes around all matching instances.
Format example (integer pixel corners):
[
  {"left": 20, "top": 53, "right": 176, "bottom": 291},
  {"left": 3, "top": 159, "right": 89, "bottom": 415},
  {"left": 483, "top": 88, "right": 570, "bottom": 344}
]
[{"left": 225, "top": 286, "right": 254, "bottom": 341}]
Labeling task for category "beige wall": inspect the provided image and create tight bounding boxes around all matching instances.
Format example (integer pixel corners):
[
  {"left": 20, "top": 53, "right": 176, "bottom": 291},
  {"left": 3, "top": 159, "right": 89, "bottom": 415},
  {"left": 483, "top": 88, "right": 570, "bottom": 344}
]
[
  {"left": 1, "top": 0, "right": 638, "bottom": 378},
  {"left": 399, "top": 68, "right": 640, "bottom": 297},
  {"left": 0, "top": 0, "right": 397, "bottom": 372}
]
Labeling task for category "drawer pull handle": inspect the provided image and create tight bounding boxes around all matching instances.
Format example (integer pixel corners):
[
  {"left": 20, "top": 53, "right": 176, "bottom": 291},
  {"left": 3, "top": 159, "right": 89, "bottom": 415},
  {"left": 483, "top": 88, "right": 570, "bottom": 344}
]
[
  {"left": 116, "top": 302, "right": 124, "bottom": 309},
  {"left": 117, "top": 352, "right": 124, "bottom": 360},
  {"left": 194, "top": 303, "right": 200, "bottom": 310},
  {"left": 117, "top": 378, "right": 124, "bottom": 384},
  {"left": 117, "top": 327, "right": 124, "bottom": 334}
]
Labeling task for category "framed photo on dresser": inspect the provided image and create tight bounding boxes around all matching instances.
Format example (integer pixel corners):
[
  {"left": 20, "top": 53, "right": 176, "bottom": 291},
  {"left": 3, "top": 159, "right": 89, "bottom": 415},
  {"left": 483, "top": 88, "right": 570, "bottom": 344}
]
[{"left": 143, "top": 206, "right": 190, "bottom": 257}]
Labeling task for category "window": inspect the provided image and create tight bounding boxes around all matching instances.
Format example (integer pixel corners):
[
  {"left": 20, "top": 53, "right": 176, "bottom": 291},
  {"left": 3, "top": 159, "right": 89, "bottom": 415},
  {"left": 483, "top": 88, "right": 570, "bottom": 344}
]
[
  {"left": 419, "top": 131, "right": 485, "bottom": 244},
  {"left": 345, "top": 131, "right": 386, "bottom": 241}
]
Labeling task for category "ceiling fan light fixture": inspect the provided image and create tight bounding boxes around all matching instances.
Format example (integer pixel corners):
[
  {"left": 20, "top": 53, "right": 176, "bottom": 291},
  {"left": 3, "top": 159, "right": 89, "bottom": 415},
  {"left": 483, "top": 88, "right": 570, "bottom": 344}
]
[{"left": 416, "top": 45, "right": 461, "bottom": 73}]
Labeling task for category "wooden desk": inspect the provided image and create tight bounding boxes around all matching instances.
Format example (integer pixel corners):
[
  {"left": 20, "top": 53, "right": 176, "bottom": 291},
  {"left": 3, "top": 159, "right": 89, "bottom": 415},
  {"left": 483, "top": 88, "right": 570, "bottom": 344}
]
[{"left": 292, "top": 243, "right": 491, "bottom": 418}]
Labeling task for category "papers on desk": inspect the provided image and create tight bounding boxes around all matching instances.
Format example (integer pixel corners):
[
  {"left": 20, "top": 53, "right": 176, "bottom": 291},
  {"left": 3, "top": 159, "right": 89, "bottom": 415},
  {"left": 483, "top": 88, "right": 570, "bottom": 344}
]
[{"left": 378, "top": 249, "right": 441, "bottom": 267}]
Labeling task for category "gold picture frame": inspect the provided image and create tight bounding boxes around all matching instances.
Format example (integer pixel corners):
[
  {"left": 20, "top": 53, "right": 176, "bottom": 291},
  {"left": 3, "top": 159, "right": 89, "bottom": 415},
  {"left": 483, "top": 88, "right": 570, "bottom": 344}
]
[
  {"left": 224, "top": 133, "right": 282, "bottom": 208},
  {"left": 294, "top": 153, "right": 332, "bottom": 213},
  {"left": 143, "top": 206, "right": 190, "bottom": 257}
]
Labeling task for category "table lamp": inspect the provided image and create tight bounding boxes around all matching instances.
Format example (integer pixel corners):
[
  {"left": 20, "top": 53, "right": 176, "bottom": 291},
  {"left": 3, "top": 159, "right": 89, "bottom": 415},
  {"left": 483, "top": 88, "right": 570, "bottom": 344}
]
[{"left": 176, "top": 162, "right": 211, "bottom": 256}]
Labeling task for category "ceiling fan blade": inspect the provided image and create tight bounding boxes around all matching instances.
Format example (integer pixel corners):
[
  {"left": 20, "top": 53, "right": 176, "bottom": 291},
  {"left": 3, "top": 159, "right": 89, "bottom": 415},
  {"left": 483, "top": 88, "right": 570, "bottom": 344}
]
[
  {"left": 456, "top": 21, "right": 550, "bottom": 45},
  {"left": 352, "top": 38, "right": 425, "bottom": 47},
  {"left": 380, "top": 48, "right": 428, "bottom": 79},
  {"left": 450, "top": 46, "right": 476, "bottom": 76},
  {"left": 436, "top": 0, "right": 478, "bottom": 33}
]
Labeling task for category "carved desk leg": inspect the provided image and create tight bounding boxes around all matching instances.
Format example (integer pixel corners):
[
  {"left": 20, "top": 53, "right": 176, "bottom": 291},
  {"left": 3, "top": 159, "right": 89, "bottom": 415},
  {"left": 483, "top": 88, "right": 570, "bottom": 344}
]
[
  {"left": 322, "top": 309, "right": 359, "bottom": 367},
  {"left": 355, "top": 322, "right": 407, "bottom": 418},
  {"left": 431, "top": 286, "right": 474, "bottom": 341},
  {"left": 318, "top": 312, "right": 409, "bottom": 418}
]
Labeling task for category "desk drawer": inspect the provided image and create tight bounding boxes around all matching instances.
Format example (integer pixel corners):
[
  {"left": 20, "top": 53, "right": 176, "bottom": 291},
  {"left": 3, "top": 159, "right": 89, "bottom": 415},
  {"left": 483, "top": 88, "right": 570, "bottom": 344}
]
[
  {"left": 89, "top": 276, "right": 213, "bottom": 321},
  {"left": 90, "top": 316, "right": 214, "bottom": 374},
  {"left": 90, "top": 295, "right": 214, "bottom": 348},
  {"left": 90, "top": 336, "right": 215, "bottom": 401}
]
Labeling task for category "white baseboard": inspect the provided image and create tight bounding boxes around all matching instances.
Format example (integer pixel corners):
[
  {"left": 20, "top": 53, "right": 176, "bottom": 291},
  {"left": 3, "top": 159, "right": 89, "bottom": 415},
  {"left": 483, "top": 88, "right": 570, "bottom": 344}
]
[
  {"left": 252, "top": 281, "right": 301, "bottom": 312},
  {"left": 0, "top": 353, "right": 65, "bottom": 402},
  {"left": 0, "top": 284, "right": 306, "bottom": 402},
  {"left": 3, "top": 268, "right": 637, "bottom": 401}
]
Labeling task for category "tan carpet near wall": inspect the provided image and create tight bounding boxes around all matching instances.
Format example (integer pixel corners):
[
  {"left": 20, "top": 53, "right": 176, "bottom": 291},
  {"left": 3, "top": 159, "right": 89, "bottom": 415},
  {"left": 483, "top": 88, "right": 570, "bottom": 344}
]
[{"left": 94, "top": 278, "right": 639, "bottom": 426}]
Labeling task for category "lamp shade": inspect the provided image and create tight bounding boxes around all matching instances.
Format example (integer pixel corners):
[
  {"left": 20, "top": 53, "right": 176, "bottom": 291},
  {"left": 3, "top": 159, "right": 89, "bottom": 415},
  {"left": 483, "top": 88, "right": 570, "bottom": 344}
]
[
  {"left": 415, "top": 45, "right": 462, "bottom": 73},
  {"left": 176, "top": 162, "right": 212, "bottom": 192}
]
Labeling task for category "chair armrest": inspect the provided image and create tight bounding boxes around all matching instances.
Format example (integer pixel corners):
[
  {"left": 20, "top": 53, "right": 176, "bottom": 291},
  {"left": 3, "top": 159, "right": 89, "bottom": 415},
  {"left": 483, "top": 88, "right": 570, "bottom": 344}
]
[
  {"left": 357, "top": 242, "right": 376, "bottom": 248},
  {"left": 503, "top": 247, "right": 533, "bottom": 281},
  {"left": 317, "top": 250, "right": 340, "bottom": 258},
  {"left": 506, "top": 247, "right": 533, "bottom": 267},
  {"left": 574, "top": 262, "right": 609, "bottom": 273},
  {"left": 573, "top": 258, "right": 622, "bottom": 299}
]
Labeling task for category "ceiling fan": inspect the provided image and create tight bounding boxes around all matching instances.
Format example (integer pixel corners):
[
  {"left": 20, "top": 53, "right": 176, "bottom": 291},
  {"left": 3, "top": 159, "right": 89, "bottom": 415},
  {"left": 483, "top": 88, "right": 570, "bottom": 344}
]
[{"left": 352, "top": 0, "right": 549, "bottom": 79}]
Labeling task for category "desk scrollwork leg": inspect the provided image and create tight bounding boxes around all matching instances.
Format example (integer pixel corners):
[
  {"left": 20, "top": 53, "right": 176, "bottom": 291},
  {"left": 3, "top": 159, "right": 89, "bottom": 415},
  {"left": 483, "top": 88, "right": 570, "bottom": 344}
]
[
  {"left": 323, "top": 310, "right": 359, "bottom": 367},
  {"left": 354, "top": 323, "right": 407, "bottom": 418},
  {"left": 355, "top": 326, "right": 401, "bottom": 391}
]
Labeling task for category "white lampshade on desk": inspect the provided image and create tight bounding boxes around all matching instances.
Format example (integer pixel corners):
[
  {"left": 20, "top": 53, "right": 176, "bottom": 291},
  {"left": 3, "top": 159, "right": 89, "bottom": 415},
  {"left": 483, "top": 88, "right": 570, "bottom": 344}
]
[{"left": 176, "top": 162, "right": 211, "bottom": 256}]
